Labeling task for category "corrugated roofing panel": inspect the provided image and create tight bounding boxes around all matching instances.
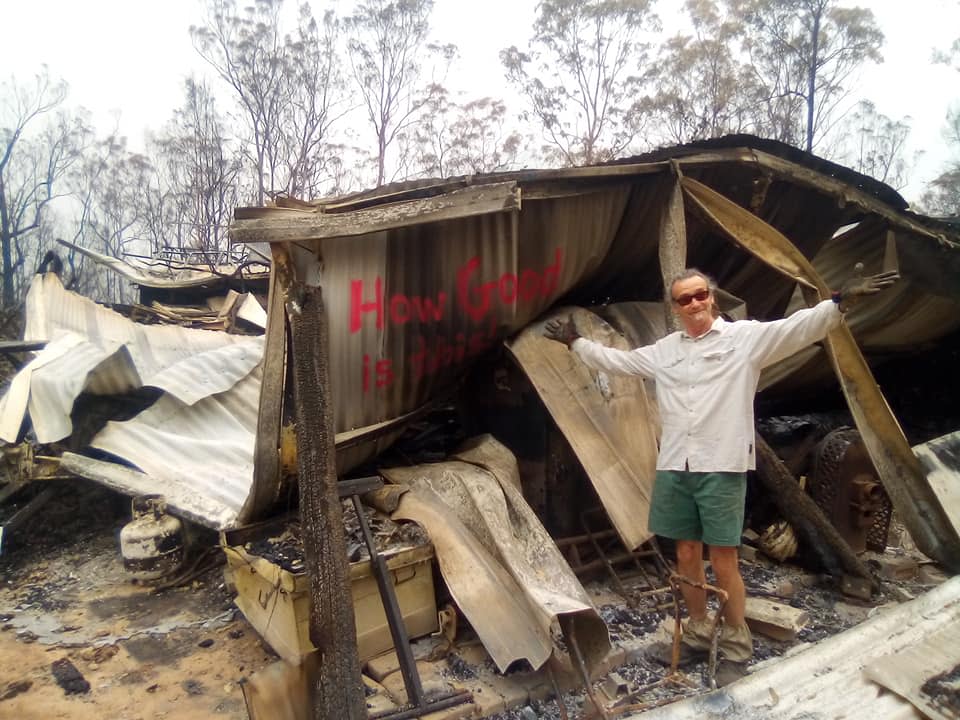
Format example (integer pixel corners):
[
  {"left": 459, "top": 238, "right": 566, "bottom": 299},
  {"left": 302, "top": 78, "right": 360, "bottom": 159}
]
[
  {"left": 24, "top": 274, "right": 260, "bottom": 371},
  {"left": 27, "top": 337, "right": 124, "bottom": 442},
  {"left": 0, "top": 274, "right": 263, "bottom": 444},
  {"left": 0, "top": 333, "right": 84, "bottom": 442},
  {"left": 142, "top": 340, "right": 263, "bottom": 406},
  {"left": 88, "top": 366, "right": 262, "bottom": 528},
  {"left": 0, "top": 273, "right": 265, "bottom": 529},
  {"left": 59, "top": 452, "right": 240, "bottom": 530},
  {"left": 626, "top": 576, "right": 960, "bottom": 720}
]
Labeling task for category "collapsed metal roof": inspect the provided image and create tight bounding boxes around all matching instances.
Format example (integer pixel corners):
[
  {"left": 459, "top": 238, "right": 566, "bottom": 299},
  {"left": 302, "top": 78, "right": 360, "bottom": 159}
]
[{"left": 231, "top": 134, "right": 960, "bottom": 567}]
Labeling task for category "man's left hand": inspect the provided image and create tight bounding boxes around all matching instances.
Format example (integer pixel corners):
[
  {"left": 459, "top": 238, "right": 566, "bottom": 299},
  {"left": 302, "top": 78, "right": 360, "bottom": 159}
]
[{"left": 838, "top": 265, "right": 900, "bottom": 311}]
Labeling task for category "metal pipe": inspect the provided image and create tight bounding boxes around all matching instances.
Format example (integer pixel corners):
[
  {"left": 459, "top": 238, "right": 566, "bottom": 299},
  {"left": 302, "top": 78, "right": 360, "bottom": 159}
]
[{"left": 367, "top": 690, "right": 474, "bottom": 720}]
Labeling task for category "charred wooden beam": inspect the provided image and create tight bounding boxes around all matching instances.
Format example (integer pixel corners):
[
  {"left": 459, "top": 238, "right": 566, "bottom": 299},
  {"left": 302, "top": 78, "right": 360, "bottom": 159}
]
[{"left": 283, "top": 269, "right": 366, "bottom": 720}]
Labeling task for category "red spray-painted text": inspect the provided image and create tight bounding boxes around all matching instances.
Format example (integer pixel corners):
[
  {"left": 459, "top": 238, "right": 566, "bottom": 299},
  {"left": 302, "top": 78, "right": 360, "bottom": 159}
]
[
  {"left": 350, "top": 249, "right": 564, "bottom": 392},
  {"left": 349, "top": 248, "right": 563, "bottom": 333}
]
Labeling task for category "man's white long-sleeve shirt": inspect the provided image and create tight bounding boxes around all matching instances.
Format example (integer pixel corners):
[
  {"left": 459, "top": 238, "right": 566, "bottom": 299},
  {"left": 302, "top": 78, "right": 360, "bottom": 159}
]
[{"left": 571, "top": 300, "right": 843, "bottom": 472}]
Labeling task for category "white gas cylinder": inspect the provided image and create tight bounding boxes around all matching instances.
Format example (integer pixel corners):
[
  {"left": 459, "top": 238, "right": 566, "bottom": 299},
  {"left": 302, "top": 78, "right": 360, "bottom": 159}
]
[{"left": 119, "top": 495, "right": 185, "bottom": 581}]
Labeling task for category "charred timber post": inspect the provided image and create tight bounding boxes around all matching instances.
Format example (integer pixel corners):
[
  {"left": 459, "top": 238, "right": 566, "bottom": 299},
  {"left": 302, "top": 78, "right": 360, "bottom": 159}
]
[
  {"left": 754, "top": 433, "right": 880, "bottom": 593},
  {"left": 284, "top": 275, "right": 367, "bottom": 720}
]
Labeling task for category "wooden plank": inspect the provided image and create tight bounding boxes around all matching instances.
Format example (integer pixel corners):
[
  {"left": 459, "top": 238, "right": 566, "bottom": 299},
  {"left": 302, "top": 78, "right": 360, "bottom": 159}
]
[
  {"left": 755, "top": 434, "right": 877, "bottom": 587},
  {"left": 744, "top": 597, "right": 809, "bottom": 642},
  {"left": 284, "top": 275, "right": 366, "bottom": 718},
  {"left": 231, "top": 182, "right": 520, "bottom": 243}
]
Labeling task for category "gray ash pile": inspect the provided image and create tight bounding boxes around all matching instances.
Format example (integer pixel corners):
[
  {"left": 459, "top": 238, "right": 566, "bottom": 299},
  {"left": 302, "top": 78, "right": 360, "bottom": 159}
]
[
  {"left": 599, "top": 604, "right": 665, "bottom": 643},
  {"left": 245, "top": 527, "right": 304, "bottom": 573},
  {"left": 242, "top": 501, "right": 429, "bottom": 573}
]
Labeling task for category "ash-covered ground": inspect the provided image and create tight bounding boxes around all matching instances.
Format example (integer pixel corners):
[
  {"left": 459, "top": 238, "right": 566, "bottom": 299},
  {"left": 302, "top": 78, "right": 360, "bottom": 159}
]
[{"left": 483, "top": 544, "right": 948, "bottom": 720}]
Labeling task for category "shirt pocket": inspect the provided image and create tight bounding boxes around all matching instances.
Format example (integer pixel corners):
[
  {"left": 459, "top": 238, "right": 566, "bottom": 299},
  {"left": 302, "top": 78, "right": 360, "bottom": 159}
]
[
  {"left": 702, "top": 346, "right": 735, "bottom": 362},
  {"left": 657, "top": 353, "right": 686, "bottom": 386},
  {"left": 662, "top": 354, "right": 685, "bottom": 368}
]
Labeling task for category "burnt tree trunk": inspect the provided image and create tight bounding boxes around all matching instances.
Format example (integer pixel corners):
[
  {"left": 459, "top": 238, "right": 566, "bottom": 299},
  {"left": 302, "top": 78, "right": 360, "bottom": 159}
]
[
  {"left": 285, "top": 280, "right": 366, "bottom": 720},
  {"left": 754, "top": 432, "right": 878, "bottom": 590}
]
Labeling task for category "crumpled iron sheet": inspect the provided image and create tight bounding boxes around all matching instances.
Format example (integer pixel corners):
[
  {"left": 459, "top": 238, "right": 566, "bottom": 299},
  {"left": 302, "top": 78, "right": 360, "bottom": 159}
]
[
  {"left": 759, "top": 225, "right": 960, "bottom": 393},
  {"left": 0, "top": 274, "right": 264, "bottom": 444},
  {"left": 86, "top": 366, "right": 263, "bottom": 526},
  {"left": 382, "top": 435, "right": 610, "bottom": 674},
  {"left": 507, "top": 307, "right": 660, "bottom": 551},
  {"left": 0, "top": 273, "right": 265, "bottom": 530},
  {"left": 0, "top": 332, "right": 122, "bottom": 442},
  {"left": 55, "top": 236, "right": 270, "bottom": 289}
]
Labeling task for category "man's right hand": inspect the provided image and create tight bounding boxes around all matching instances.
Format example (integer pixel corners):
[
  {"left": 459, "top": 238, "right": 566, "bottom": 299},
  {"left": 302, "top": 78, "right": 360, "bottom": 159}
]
[{"left": 543, "top": 316, "right": 580, "bottom": 347}]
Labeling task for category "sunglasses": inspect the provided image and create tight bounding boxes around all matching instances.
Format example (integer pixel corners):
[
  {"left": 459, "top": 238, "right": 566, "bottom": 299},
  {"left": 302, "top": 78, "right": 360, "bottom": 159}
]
[{"left": 673, "top": 288, "right": 710, "bottom": 306}]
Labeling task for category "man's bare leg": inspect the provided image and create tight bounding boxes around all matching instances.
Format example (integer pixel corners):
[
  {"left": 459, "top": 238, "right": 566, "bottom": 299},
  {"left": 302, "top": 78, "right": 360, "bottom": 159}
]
[
  {"left": 675, "top": 539, "right": 707, "bottom": 620},
  {"left": 708, "top": 545, "right": 745, "bottom": 625}
]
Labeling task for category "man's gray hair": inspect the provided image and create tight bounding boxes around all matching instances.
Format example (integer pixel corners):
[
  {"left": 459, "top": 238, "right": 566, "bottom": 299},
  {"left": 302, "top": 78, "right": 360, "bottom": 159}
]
[{"left": 668, "top": 268, "right": 717, "bottom": 296}]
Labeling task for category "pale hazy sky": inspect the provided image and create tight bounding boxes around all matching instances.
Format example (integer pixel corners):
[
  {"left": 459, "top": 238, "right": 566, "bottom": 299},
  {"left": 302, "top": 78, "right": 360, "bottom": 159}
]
[{"left": 3, "top": 0, "right": 958, "bottom": 204}]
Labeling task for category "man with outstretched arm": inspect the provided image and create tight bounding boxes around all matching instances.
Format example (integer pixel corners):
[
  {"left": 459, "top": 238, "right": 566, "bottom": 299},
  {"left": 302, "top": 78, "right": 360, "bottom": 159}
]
[{"left": 543, "top": 267, "right": 898, "bottom": 686}]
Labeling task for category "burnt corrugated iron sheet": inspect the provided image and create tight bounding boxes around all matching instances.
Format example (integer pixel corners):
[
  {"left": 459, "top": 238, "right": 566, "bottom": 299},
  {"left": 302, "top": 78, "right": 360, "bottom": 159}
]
[
  {"left": 0, "top": 274, "right": 265, "bottom": 529},
  {"left": 88, "top": 367, "right": 263, "bottom": 528},
  {"left": 1, "top": 274, "right": 264, "bottom": 444},
  {"left": 764, "top": 227, "right": 960, "bottom": 392}
]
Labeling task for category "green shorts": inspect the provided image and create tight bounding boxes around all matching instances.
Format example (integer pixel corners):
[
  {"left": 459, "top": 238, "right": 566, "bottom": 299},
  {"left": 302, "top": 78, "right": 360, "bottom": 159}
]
[{"left": 648, "top": 470, "right": 746, "bottom": 546}]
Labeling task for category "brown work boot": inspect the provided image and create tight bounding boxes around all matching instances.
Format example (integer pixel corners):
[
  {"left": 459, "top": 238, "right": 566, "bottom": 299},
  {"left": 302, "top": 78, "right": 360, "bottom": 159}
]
[
  {"left": 646, "top": 617, "right": 714, "bottom": 668},
  {"left": 645, "top": 640, "right": 707, "bottom": 668},
  {"left": 714, "top": 659, "right": 749, "bottom": 687},
  {"left": 713, "top": 623, "right": 753, "bottom": 688},
  {"left": 717, "top": 623, "right": 753, "bottom": 663},
  {"left": 682, "top": 617, "right": 716, "bottom": 651}
]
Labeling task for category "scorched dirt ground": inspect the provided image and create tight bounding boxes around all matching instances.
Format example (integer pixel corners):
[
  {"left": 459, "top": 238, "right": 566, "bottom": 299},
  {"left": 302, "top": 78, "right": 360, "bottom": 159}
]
[{"left": 0, "top": 480, "right": 277, "bottom": 720}]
